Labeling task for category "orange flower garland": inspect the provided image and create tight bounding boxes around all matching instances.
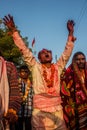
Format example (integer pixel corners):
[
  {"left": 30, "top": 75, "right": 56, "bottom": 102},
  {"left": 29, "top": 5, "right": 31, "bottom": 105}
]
[
  {"left": 4, "top": 108, "right": 18, "bottom": 121},
  {"left": 19, "top": 78, "right": 31, "bottom": 103},
  {"left": 42, "top": 64, "right": 55, "bottom": 88}
]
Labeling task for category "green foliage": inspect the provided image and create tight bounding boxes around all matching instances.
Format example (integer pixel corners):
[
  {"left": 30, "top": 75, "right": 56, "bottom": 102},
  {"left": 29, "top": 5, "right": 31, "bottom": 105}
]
[{"left": 0, "top": 22, "right": 30, "bottom": 67}]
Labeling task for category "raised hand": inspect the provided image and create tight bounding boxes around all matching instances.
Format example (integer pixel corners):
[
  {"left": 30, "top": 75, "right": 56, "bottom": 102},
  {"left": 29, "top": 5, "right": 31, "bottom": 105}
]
[
  {"left": 67, "top": 20, "right": 76, "bottom": 42},
  {"left": 3, "top": 14, "right": 16, "bottom": 33},
  {"left": 67, "top": 20, "right": 75, "bottom": 34}
]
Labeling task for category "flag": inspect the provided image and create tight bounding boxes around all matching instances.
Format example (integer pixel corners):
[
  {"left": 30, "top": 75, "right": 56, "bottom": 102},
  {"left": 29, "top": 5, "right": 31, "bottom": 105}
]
[{"left": 32, "top": 37, "right": 35, "bottom": 47}]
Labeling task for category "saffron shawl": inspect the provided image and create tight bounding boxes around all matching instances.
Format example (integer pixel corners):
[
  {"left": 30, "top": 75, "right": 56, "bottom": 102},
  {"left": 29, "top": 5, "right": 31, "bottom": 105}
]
[{"left": 61, "top": 64, "right": 87, "bottom": 130}]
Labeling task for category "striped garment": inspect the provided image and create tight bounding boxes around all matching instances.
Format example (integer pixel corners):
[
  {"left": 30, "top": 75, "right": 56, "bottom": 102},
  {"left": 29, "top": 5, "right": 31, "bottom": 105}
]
[{"left": 6, "top": 61, "right": 21, "bottom": 112}]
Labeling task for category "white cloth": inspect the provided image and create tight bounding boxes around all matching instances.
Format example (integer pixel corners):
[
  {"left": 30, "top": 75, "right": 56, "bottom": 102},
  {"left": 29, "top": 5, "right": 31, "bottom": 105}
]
[
  {"left": 13, "top": 31, "right": 74, "bottom": 113},
  {"left": 0, "top": 57, "right": 10, "bottom": 130}
]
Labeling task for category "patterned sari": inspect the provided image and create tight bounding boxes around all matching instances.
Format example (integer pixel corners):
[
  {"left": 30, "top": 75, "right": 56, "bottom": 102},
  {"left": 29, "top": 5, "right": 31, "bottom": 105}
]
[{"left": 61, "top": 64, "right": 87, "bottom": 130}]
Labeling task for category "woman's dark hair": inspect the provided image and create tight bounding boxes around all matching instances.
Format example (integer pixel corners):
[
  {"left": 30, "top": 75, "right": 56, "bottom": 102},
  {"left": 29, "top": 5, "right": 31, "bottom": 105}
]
[{"left": 72, "top": 51, "right": 86, "bottom": 62}]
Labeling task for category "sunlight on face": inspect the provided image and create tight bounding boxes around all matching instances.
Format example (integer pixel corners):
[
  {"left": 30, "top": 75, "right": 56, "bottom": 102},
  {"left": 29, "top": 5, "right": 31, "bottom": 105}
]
[{"left": 38, "top": 49, "right": 52, "bottom": 63}]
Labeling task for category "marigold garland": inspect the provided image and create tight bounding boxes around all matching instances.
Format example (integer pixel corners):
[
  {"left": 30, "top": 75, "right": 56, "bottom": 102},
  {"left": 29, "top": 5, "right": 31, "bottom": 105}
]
[
  {"left": 42, "top": 64, "right": 55, "bottom": 88},
  {"left": 8, "top": 108, "right": 17, "bottom": 114},
  {"left": 19, "top": 78, "right": 31, "bottom": 103},
  {"left": 4, "top": 108, "right": 18, "bottom": 120}
]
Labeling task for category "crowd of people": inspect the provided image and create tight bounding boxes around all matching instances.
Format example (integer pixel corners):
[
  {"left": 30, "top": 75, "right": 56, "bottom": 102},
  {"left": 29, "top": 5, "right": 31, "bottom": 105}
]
[{"left": 0, "top": 14, "right": 86, "bottom": 130}]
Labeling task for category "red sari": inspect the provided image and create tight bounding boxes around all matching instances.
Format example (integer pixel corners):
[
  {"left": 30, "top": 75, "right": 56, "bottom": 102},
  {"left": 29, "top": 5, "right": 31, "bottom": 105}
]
[{"left": 61, "top": 64, "right": 87, "bottom": 130}]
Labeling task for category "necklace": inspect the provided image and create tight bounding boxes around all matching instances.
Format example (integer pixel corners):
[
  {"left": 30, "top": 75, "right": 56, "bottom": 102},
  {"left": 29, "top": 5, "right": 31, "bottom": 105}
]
[
  {"left": 19, "top": 78, "right": 31, "bottom": 103},
  {"left": 42, "top": 64, "right": 55, "bottom": 88},
  {"left": 73, "top": 62, "right": 87, "bottom": 96}
]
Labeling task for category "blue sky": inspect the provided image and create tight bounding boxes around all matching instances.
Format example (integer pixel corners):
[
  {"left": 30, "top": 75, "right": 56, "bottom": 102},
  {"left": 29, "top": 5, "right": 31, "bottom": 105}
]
[{"left": 0, "top": 0, "right": 87, "bottom": 66}]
